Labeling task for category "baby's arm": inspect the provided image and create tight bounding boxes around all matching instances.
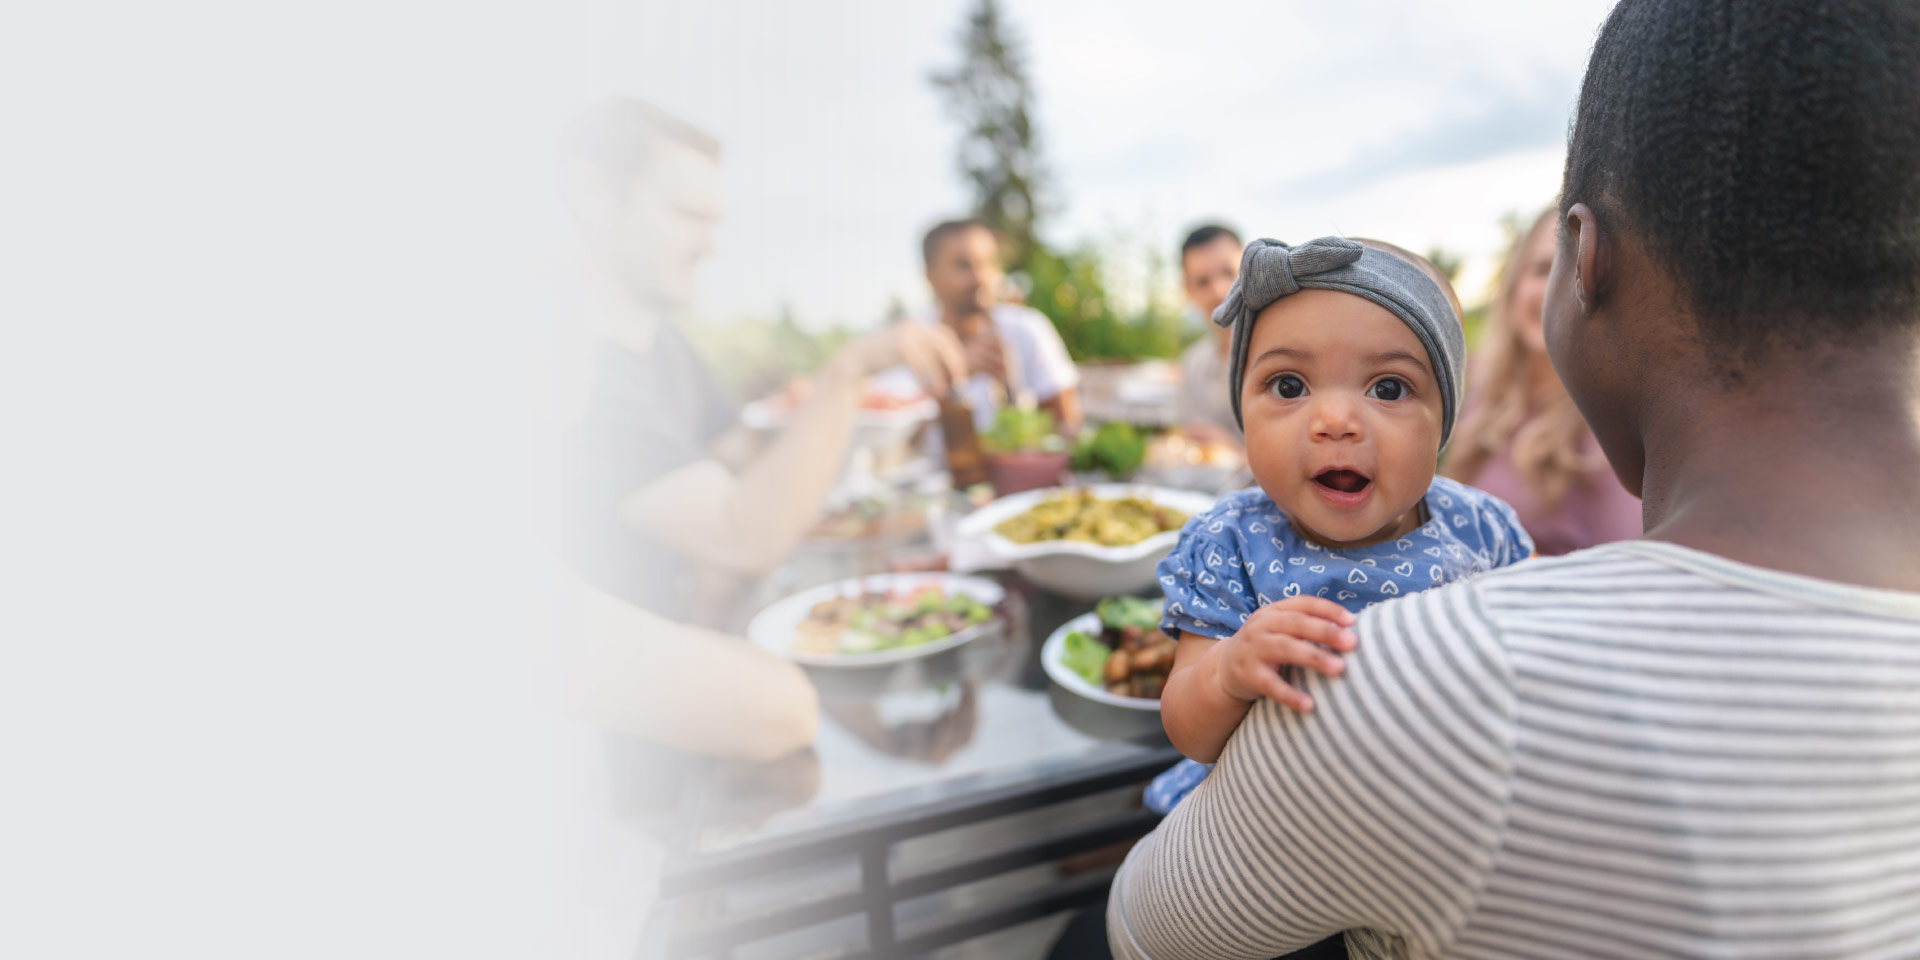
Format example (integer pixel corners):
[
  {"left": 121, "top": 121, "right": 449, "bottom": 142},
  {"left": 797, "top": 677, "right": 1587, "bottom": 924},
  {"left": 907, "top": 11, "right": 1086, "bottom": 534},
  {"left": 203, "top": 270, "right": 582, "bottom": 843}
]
[{"left": 1160, "top": 596, "right": 1357, "bottom": 763}]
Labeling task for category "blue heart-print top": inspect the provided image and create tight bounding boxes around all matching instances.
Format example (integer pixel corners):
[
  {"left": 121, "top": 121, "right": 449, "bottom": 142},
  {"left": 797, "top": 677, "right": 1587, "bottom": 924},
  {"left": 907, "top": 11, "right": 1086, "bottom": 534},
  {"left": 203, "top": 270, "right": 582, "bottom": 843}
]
[
  {"left": 1143, "top": 476, "right": 1533, "bottom": 815},
  {"left": 1157, "top": 475, "right": 1534, "bottom": 640}
]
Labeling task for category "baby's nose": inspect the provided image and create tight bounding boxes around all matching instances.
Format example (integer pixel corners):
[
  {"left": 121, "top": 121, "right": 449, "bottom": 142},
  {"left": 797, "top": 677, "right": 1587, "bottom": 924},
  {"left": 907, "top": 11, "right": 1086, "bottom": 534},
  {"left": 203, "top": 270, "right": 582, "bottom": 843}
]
[{"left": 1310, "top": 397, "right": 1364, "bottom": 441}]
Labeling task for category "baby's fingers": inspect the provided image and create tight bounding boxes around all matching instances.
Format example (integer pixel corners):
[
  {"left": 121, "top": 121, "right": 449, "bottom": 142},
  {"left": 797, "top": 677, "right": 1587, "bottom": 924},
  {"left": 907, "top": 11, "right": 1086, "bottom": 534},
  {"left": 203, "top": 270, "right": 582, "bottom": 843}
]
[
  {"left": 1256, "top": 611, "right": 1358, "bottom": 654},
  {"left": 1268, "top": 595, "right": 1358, "bottom": 628},
  {"left": 1250, "top": 633, "right": 1347, "bottom": 678},
  {"left": 1248, "top": 668, "right": 1315, "bottom": 713}
]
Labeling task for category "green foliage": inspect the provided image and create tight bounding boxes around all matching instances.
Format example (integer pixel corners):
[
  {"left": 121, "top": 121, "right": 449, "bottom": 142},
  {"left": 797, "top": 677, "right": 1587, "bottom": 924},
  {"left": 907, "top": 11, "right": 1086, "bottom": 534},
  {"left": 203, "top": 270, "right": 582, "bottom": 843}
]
[
  {"left": 1025, "top": 242, "right": 1189, "bottom": 362},
  {"left": 930, "top": 0, "right": 1048, "bottom": 270},
  {"left": 1461, "top": 303, "right": 1489, "bottom": 353},
  {"left": 1072, "top": 421, "right": 1146, "bottom": 476},
  {"left": 1424, "top": 246, "right": 1464, "bottom": 283},
  {"left": 930, "top": 0, "right": 1188, "bottom": 362},
  {"left": 981, "top": 405, "right": 1062, "bottom": 453}
]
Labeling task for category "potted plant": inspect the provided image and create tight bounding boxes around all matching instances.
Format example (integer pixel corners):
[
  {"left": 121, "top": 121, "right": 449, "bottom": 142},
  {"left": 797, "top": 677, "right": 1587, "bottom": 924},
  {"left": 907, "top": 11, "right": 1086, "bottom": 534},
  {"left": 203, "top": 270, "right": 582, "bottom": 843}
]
[{"left": 981, "top": 406, "right": 1071, "bottom": 496}]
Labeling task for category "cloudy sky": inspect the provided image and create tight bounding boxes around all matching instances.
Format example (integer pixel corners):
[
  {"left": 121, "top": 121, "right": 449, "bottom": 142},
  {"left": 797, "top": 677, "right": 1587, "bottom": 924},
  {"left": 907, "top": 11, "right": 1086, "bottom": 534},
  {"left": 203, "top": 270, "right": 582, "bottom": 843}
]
[{"left": 587, "top": 0, "right": 1620, "bottom": 327}]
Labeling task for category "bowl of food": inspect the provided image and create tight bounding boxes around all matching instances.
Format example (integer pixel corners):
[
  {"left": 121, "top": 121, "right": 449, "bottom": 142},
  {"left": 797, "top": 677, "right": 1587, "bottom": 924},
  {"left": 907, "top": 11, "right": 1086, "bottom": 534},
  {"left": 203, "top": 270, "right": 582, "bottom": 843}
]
[
  {"left": 955, "top": 484, "right": 1214, "bottom": 598},
  {"left": 747, "top": 573, "right": 1003, "bottom": 668},
  {"left": 1040, "top": 596, "right": 1177, "bottom": 740}
]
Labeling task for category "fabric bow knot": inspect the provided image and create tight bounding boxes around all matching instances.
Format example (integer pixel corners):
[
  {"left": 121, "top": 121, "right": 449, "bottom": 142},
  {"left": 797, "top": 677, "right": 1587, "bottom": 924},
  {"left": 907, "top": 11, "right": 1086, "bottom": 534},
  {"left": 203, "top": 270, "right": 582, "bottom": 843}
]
[{"left": 1211, "top": 237, "right": 1364, "bottom": 330}]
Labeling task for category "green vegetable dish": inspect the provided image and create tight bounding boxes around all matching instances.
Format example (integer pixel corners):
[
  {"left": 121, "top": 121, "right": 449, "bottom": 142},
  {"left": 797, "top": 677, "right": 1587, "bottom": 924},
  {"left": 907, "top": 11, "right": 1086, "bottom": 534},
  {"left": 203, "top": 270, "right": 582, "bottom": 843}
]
[
  {"left": 795, "top": 586, "right": 994, "bottom": 656},
  {"left": 992, "top": 489, "right": 1189, "bottom": 547},
  {"left": 982, "top": 406, "right": 1064, "bottom": 454},
  {"left": 1062, "top": 596, "right": 1179, "bottom": 699}
]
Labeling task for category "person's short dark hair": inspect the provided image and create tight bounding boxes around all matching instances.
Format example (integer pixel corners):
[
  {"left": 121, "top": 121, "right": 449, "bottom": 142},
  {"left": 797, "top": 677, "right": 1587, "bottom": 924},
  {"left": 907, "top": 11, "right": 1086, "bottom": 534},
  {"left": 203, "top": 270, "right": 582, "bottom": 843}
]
[
  {"left": 1562, "top": 0, "right": 1920, "bottom": 355},
  {"left": 922, "top": 219, "right": 997, "bottom": 268},
  {"left": 566, "top": 98, "right": 722, "bottom": 191},
  {"left": 1180, "top": 224, "right": 1242, "bottom": 259}
]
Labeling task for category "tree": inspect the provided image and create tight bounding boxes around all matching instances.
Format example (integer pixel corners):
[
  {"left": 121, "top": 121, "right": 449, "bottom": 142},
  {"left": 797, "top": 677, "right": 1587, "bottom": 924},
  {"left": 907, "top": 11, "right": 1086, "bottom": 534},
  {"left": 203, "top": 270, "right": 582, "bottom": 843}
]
[
  {"left": 930, "top": 0, "right": 1049, "bottom": 269},
  {"left": 1423, "top": 246, "right": 1464, "bottom": 284}
]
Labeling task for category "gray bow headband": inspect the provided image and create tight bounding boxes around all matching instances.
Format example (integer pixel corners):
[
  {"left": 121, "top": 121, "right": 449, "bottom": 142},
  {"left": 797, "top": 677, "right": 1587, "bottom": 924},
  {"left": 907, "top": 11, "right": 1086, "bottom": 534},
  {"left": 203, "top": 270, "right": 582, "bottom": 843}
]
[{"left": 1212, "top": 236, "right": 1466, "bottom": 447}]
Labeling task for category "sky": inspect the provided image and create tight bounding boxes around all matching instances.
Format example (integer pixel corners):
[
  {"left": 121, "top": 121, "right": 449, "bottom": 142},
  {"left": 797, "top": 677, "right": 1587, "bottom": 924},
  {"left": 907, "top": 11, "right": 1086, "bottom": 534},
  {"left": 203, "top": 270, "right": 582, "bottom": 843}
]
[{"left": 585, "top": 0, "right": 1621, "bottom": 328}]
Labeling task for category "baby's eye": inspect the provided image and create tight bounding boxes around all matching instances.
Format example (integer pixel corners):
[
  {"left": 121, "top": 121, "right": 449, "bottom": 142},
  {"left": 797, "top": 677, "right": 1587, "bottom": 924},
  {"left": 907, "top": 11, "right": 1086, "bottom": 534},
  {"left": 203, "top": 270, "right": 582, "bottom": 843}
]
[
  {"left": 1369, "top": 378, "right": 1408, "bottom": 401},
  {"left": 1268, "top": 375, "right": 1306, "bottom": 399}
]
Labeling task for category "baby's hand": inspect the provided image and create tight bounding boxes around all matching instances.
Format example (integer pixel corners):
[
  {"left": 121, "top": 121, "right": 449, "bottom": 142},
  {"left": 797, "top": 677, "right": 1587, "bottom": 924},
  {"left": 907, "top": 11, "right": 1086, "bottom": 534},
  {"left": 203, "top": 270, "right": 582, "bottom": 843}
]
[{"left": 1212, "top": 596, "right": 1357, "bottom": 713}]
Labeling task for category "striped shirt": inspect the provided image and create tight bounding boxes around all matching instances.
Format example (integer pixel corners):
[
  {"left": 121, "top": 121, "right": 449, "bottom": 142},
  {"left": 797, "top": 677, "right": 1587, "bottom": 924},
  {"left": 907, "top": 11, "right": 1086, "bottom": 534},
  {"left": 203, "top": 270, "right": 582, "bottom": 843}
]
[{"left": 1107, "top": 540, "right": 1920, "bottom": 960}]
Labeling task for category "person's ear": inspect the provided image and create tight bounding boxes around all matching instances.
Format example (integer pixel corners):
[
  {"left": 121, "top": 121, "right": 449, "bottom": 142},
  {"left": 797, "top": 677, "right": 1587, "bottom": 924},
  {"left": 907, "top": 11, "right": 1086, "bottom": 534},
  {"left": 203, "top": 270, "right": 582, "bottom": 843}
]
[{"left": 1565, "top": 202, "right": 1610, "bottom": 313}]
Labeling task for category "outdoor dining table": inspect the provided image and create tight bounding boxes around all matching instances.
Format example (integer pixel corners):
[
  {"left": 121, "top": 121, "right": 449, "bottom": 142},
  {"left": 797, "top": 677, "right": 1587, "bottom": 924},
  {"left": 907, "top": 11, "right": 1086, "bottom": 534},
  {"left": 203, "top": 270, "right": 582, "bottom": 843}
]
[{"left": 637, "top": 575, "right": 1179, "bottom": 960}]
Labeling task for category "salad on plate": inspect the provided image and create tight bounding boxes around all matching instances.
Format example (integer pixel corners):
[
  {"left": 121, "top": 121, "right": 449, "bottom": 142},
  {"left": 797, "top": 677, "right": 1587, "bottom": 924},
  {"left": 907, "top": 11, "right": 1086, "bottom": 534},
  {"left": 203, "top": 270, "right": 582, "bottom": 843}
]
[{"left": 794, "top": 585, "right": 994, "bottom": 657}]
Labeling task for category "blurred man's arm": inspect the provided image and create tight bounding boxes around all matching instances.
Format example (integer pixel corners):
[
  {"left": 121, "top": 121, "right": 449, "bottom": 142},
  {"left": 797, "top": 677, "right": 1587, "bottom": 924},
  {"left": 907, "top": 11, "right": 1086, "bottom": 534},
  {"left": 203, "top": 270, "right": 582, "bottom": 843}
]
[
  {"left": 622, "top": 323, "right": 964, "bottom": 576},
  {"left": 1038, "top": 387, "right": 1081, "bottom": 436},
  {"left": 549, "top": 575, "right": 818, "bottom": 761},
  {"left": 621, "top": 354, "right": 862, "bottom": 575}
]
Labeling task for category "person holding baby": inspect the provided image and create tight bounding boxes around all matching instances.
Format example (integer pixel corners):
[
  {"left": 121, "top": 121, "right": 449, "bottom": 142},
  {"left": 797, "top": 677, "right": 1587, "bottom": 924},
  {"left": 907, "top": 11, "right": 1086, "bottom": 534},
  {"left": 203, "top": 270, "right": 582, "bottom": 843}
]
[{"left": 1108, "top": 0, "right": 1920, "bottom": 956}]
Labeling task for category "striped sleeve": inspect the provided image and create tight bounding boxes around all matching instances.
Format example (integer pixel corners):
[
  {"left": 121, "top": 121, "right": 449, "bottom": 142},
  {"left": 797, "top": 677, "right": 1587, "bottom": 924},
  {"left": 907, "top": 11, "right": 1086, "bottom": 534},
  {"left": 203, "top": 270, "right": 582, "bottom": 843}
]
[{"left": 1108, "top": 580, "right": 1519, "bottom": 960}]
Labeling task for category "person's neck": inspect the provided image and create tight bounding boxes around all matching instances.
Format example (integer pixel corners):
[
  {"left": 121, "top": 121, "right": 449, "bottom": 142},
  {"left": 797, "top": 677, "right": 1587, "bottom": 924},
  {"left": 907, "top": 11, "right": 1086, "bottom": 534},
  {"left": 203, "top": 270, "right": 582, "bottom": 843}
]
[{"left": 1638, "top": 339, "right": 1920, "bottom": 591}]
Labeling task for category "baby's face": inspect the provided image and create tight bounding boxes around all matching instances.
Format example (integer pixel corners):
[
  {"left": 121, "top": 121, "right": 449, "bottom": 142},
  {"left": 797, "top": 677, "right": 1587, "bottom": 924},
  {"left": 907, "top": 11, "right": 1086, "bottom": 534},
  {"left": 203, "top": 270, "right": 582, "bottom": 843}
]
[{"left": 1239, "top": 289, "right": 1444, "bottom": 547}]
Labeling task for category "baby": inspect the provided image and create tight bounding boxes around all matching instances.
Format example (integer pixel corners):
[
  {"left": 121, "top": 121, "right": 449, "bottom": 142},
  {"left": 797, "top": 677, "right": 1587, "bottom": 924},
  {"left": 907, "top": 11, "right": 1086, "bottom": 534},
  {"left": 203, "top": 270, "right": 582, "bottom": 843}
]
[{"left": 1145, "top": 237, "right": 1534, "bottom": 813}]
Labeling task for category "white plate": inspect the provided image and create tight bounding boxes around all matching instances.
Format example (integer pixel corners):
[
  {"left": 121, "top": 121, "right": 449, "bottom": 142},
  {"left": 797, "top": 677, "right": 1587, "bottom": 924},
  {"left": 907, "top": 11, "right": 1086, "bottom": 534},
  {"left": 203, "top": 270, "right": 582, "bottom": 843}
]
[
  {"left": 1041, "top": 612, "right": 1161, "bottom": 712},
  {"left": 747, "top": 572, "right": 1005, "bottom": 668}
]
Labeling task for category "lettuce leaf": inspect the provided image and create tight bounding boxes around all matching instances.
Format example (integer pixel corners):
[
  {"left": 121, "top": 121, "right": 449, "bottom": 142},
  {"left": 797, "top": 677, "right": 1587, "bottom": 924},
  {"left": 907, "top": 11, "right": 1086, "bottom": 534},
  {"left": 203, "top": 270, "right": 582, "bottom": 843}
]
[
  {"left": 1061, "top": 630, "right": 1112, "bottom": 686},
  {"left": 1096, "top": 595, "right": 1163, "bottom": 632}
]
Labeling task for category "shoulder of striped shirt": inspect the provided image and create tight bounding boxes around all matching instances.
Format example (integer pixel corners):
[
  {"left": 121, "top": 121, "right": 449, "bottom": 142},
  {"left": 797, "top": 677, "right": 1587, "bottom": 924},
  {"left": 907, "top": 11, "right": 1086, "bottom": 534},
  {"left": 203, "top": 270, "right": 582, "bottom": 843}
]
[{"left": 1466, "top": 540, "right": 1920, "bottom": 619}]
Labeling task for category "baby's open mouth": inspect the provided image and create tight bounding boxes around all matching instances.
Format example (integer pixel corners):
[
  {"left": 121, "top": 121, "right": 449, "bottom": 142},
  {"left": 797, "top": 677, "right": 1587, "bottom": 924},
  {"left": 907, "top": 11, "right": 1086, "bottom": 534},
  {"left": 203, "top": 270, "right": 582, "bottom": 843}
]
[{"left": 1314, "top": 469, "right": 1371, "bottom": 494}]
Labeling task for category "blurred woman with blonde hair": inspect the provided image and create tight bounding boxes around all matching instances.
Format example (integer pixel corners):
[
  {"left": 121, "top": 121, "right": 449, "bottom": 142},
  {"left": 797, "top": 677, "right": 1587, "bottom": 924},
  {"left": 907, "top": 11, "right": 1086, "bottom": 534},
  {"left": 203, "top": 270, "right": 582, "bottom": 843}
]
[{"left": 1443, "top": 207, "right": 1640, "bottom": 554}]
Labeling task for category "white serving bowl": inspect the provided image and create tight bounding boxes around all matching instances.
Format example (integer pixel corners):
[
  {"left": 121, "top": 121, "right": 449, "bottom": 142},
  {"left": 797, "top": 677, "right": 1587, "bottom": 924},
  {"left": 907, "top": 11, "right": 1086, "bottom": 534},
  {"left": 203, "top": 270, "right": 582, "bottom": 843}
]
[
  {"left": 1040, "top": 612, "right": 1161, "bottom": 712},
  {"left": 746, "top": 572, "right": 1004, "bottom": 668},
  {"left": 955, "top": 484, "right": 1216, "bottom": 599}
]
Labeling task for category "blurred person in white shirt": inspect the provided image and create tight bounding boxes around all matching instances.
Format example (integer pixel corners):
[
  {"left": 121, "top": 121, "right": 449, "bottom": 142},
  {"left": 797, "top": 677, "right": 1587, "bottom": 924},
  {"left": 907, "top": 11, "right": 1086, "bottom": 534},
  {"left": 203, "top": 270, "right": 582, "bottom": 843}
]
[{"left": 911, "top": 219, "right": 1081, "bottom": 436}]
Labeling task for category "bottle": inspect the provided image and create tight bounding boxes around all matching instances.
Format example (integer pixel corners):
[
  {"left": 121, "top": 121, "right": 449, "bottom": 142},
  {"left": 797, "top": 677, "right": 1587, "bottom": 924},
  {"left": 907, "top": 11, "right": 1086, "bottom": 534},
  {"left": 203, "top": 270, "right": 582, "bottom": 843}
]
[{"left": 938, "top": 393, "right": 990, "bottom": 491}]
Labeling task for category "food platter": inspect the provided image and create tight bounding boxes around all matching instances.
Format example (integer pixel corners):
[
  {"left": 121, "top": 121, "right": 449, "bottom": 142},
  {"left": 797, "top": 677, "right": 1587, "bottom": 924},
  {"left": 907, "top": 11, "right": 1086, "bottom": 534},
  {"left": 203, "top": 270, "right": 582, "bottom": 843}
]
[
  {"left": 955, "top": 484, "right": 1216, "bottom": 598},
  {"left": 1040, "top": 603, "right": 1171, "bottom": 712},
  {"left": 747, "top": 572, "right": 1005, "bottom": 668}
]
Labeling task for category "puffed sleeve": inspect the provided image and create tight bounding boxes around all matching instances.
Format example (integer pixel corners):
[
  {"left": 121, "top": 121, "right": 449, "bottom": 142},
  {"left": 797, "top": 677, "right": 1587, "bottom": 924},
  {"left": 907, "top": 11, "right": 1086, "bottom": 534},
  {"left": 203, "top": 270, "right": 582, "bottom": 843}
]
[
  {"left": 1473, "top": 487, "right": 1535, "bottom": 567},
  {"left": 1156, "top": 510, "right": 1257, "bottom": 640}
]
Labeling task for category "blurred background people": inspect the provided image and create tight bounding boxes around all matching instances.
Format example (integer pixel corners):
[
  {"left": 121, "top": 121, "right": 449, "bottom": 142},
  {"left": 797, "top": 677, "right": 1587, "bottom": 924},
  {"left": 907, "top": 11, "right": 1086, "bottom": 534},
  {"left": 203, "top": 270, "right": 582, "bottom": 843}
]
[
  {"left": 1443, "top": 207, "right": 1641, "bottom": 554},
  {"left": 916, "top": 218, "right": 1081, "bottom": 435},
  {"left": 552, "top": 98, "right": 966, "bottom": 760},
  {"left": 1173, "top": 224, "right": 1244, "bottom": 446}
]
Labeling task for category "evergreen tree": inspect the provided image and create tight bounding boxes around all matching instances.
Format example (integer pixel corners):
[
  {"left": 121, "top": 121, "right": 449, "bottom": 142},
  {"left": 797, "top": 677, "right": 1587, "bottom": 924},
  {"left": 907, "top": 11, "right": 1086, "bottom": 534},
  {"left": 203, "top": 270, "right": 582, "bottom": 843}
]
[{"left": 930, "top": 0, "right": 1049, "bottom": 269}]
